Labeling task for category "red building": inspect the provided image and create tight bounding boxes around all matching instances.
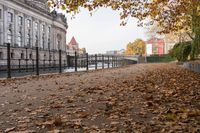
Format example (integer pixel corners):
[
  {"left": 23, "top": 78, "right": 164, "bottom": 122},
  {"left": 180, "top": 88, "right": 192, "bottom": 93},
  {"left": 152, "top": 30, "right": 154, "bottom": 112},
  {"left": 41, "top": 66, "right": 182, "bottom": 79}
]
[
  {"left": 146, "top": 38, "right": 165, "bottom": 56},
  {"left": 66, "top": 37, "right": 86, "bottom": 55}
]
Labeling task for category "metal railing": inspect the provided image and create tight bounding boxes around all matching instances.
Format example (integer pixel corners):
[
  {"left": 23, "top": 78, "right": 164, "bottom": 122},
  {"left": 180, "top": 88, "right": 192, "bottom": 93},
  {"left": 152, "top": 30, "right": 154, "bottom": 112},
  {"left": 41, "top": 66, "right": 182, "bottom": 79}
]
[{"left": 0, "top": 43, "right": 137, "bottom": 78}]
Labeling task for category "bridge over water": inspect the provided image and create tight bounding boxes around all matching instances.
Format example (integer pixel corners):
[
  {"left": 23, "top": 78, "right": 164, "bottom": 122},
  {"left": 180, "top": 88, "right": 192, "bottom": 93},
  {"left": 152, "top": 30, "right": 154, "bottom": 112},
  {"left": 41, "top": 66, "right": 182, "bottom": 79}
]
[{"left": 120, "top": 55, "right": 146, "bottom": 63}]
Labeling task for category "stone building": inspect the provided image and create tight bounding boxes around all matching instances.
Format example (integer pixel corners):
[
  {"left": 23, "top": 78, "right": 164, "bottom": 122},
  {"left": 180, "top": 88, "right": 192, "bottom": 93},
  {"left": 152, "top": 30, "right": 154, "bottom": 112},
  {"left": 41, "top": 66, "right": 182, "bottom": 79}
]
[
  {"left": 66, "top": 36, "right": 86, "bottom": 56},
  {"left": 0, "top": 0, "right": 67, "bottom": 64}
]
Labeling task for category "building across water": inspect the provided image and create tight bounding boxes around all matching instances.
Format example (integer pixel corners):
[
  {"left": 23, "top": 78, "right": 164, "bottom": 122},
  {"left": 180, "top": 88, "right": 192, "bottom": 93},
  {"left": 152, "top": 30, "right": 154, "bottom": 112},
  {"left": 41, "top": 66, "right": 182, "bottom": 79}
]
[
  {"left": 66, "top": 36, "right": 86, "bottom": 56},
  {"left": 0, "top": 0, "right": 67, "bottom": 62}
]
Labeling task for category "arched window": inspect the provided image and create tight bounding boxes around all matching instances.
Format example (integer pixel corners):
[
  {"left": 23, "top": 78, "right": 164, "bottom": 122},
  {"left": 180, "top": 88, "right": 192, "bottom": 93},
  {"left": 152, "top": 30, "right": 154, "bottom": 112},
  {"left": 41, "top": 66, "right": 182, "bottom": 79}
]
[
  {"left": 0, "top": 9, "right": 2, "bottom": 20},
  {"left": 41, "top": 33, "right": 45, "bottom": 49},
  {"left": 7, "top": 30, "right": 12, "bottom": 43},
  {"left": 57, "top": 34, "right": 62, "bottom": 50},
  {"left": 27, "top": 19, "right": 31, "bottom": 28},
  {"left": 26, "top": 33, "right": 31, "bottom": 47},
  {"left": 35, "top": 35, "right": 38, "bottom": 47},
  {"left": 18, "top": 16, "right": 23, "bottom": 26},
  {"left": 17, "top": 32, "right": 22, "bottom": 47},
  {"left": 8, "top": 12, "right": 13, "bottom": 23},
  {"left": 48, "top": 27, "right": 51, "bottom": 50},
  {"left": 35, "top": 22, "right": 38, "bottom": 30}
]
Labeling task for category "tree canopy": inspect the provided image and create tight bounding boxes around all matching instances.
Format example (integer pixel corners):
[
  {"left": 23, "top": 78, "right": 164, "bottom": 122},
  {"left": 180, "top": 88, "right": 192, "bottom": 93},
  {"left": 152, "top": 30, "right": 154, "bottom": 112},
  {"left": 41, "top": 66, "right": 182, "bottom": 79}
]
[
  {"left": 125, "top": 39, "right": 145, "bottom": 55},
  {"left": 48, "top": 0, "right": 200, "bottom": 32},
  {"left": 48, "top": 0, "right": 200, "bottom": 59}
]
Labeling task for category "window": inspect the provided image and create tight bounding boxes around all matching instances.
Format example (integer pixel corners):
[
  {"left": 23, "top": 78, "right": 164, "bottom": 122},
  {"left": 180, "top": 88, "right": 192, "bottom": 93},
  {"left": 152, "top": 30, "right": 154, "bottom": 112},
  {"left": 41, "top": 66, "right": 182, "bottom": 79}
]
[
  {"left": 0, "top": 52, "right": 3, "bottom": 59},
  {"left": 57, "top": 40, "right": 60, "bottom": 50},
  {"left": 0, "top": 9, "right": 1, "bottom": 19},
  {"left": 8, "top": 12, "right": 13, "bottom": 22},
  {"left": 34, "top": 23, "right": 38, "bottom": 47},
  {"left": 21, "top": 53, "right": 24, "bottom": 59},
  {"left": 35, "top": 35, "right": 38, "bottom": 46},
  {"left": 35, "top": 22, "right": 38, "bottom": 30},
  {"left": 17, "top": 32, "right": 22, "bottom": 47},
  {"left": 48, "top": 27, "right": 51, "bottom": 49},
  {"left": 48, "top": 38, "right": 50, "bottom": 50},
  {"left": 48, "top": 27, "right": 50, "bottom": 34},
  {"left": 49, "top": 54, "right": 52, "bottom": 61},
  {"left": 29, "top": 53, "right": 32, "bottom": 59},
  {"left": 42, "top": 34, "right": 45, "bottom": 49},
  {"left": 26, "top": 33, "right": 31, "bottom": 47},
  {"left": 42, "top": 25, "right": 45, "bottom": 32},
  {"left": 11, "top": 52, "right": 14, "bottom": 59},
  {"left": 7, "top": 30, "right": 12, "bottom": 43},
  {"left": 0, "top": 24, "right": 2, "bottom": 44},
  {"left": 27, "top": 19, "right": 31, "bottom": 28},
  {"left": 18, "top": 16, "right": 23, "bottom": 25},
  {"left": 57, "top": 34, "right": 61, "bottom": 50}
]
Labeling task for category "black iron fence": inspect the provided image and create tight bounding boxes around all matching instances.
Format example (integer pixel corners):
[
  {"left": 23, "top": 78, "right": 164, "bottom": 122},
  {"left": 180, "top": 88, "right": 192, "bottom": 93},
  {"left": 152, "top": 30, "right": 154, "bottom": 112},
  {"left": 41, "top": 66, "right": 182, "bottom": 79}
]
[{"left": 0, "top": 43, "right": 136, "bottom": 78}]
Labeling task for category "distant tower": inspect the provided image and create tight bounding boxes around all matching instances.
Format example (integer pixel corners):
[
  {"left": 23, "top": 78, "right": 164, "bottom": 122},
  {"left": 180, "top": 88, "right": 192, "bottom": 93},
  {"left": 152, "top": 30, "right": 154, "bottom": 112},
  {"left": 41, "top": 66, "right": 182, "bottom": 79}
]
[{"left": 68, "top": 37, "right": 79, "bottom": 51}]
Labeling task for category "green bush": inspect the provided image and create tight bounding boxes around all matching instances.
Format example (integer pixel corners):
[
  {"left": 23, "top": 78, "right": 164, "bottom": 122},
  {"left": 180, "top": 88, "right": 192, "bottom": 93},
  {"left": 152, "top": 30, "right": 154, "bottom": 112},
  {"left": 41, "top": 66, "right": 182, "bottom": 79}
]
[
  {"left": 146, "top": 54, "right": 176, "bottom": 63},
  {"left": 170, "top": 41, "right": 192, "bottom": 62}
]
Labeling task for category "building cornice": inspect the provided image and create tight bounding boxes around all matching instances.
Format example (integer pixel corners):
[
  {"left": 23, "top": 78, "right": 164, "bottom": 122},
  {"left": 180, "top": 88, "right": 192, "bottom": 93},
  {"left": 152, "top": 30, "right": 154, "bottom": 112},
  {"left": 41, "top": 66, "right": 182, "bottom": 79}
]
[{"left": 6, "top": 0, "right": 67, "bottom": 27}]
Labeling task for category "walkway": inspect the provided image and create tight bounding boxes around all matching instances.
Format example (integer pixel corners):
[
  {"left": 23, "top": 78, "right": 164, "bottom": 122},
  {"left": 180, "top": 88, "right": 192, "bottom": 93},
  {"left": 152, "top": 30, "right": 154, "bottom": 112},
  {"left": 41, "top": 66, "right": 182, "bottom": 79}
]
[{"left": 0, "top": 63, "right": 199, "bottom": 132}]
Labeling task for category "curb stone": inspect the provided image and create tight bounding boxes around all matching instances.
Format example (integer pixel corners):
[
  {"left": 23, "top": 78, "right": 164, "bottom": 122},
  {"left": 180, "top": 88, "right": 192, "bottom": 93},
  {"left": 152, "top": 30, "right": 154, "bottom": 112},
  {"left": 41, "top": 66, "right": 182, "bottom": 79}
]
[{"left": 183, "top": 62, "right": 200, "bottom": 73}]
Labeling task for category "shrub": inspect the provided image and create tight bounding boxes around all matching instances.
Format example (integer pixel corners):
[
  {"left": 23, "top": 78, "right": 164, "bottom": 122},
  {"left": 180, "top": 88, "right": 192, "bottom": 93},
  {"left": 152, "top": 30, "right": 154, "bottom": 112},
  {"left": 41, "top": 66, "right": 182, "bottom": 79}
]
[
  {"left": 171, "top": 41, "right": 192, "bottom": 62},
  {"left": 146, "top": 54, "right": 176, "bottom": 63}
]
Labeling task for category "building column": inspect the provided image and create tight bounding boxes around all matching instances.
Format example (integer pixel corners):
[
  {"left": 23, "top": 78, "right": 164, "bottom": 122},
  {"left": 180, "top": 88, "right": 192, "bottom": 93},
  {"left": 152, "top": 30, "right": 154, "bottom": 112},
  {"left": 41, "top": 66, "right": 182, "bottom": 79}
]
[
  {"left": 32, "top": 17, "right": 35, "bottom": 48},
  {"left": 3, "top": 7, "right": 7, "bottom": 45},
  {"left": 23, "top": 14, "right": 27, "bottom": 48},
  {"left": 0, "top": 6, "right": 3, "bottom": 46}
]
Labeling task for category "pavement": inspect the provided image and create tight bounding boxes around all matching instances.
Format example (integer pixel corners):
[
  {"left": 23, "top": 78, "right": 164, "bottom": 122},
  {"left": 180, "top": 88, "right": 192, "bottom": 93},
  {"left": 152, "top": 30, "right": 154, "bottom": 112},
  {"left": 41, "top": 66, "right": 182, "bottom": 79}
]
[{"left": 0, "top": 63, "right": 199, "bottom": 133}]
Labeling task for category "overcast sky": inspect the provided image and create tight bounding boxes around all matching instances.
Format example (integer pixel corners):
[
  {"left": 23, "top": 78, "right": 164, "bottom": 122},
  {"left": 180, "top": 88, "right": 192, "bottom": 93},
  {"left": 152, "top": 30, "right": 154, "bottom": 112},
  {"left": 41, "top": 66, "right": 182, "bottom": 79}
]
[{"left": 66, "top": 8, "right": 147, "bottom": 54}]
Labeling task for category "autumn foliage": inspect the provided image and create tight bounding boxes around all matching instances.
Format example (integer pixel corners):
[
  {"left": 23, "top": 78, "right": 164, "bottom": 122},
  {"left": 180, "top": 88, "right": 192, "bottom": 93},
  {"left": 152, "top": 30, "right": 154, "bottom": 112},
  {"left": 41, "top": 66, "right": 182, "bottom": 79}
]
[
  {"left": 125, "top": 39, "right": 145, "bottom": 55},
  {"left": 48, "top": 0, "right": 200, "bottom": 59}
]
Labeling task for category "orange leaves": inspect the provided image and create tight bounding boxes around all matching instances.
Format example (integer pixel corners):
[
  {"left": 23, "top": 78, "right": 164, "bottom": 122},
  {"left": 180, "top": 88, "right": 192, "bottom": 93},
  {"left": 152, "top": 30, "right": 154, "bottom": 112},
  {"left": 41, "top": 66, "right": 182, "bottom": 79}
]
[
  {"left": 0, "top": 63, "right": 200, "bottom": 132},
  {"left": 125, "top": 39, "right": 146, "bottom": 55},
  {"left": 47, "top": 0, "right": 200, "bottom": 33}
]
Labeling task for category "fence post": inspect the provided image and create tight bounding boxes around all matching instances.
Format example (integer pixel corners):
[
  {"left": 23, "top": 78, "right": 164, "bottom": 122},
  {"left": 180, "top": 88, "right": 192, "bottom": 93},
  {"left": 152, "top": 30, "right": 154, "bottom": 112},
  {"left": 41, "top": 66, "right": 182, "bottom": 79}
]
[
  {"left": 59, "top": 49, "right": 62, "bottom": 73},
  {"left": 7, "top": 43, "right": 11, "bottom": 78},
  {"left": 108, "top": 56, "right": 110, "bottom": 68},
  {"left": 95, "top": 54, "right": 97, "bottom": 70},
  {"left": 49, "top": 59, "right": 51, "bottom": 71},
  {"left": 36, "top": 46, "right": 39, "bottom": 76},
  {"left": 54, "top": 60, "right": 56, "bottom": 70},
  {"left": 86, "top": 53, "right": 89, "bottom": 71},
  {"left": 116, "top": 57, "right": 118, "bottom": 67},
  {"left": 102, "top": 55, "right": 104, "bottom": 69},
  {"left": 43, "top": 59, "right": 45, "bottom": 71},
  {"left": 18, "top": 59, "right": 21, "bottom": 72},
  {"left": 75, "top": 51, "right": 77, "bottom": 72},
  {"left": 32, "top": 59, "right": 34, "bottom": 72},
  {"left": 26, "top": 47, "right": 28, "bottom": 72},
  {"left": 112, "top": 56, "right": 114, "bottom": 68},
  {"left": 114, "top": 56, "right": 116, "bottom": 67},
  {"left": 67, "top": 54, "right": 70, "bottom": 68}
]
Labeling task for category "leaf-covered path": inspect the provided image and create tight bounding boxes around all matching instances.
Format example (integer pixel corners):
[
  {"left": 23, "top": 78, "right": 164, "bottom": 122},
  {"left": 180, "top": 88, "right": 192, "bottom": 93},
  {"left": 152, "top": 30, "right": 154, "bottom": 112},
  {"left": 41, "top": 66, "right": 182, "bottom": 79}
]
[{"left": 0, "top": 63, "right": 199, "bottom": 133}]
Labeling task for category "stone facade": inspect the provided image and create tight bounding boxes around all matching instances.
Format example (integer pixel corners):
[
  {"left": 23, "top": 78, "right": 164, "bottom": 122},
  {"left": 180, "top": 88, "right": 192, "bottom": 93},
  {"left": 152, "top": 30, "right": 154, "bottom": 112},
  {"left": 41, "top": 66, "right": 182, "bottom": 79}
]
[{"left": 0, "top": 0, "right": 67, "bottom": 62}]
